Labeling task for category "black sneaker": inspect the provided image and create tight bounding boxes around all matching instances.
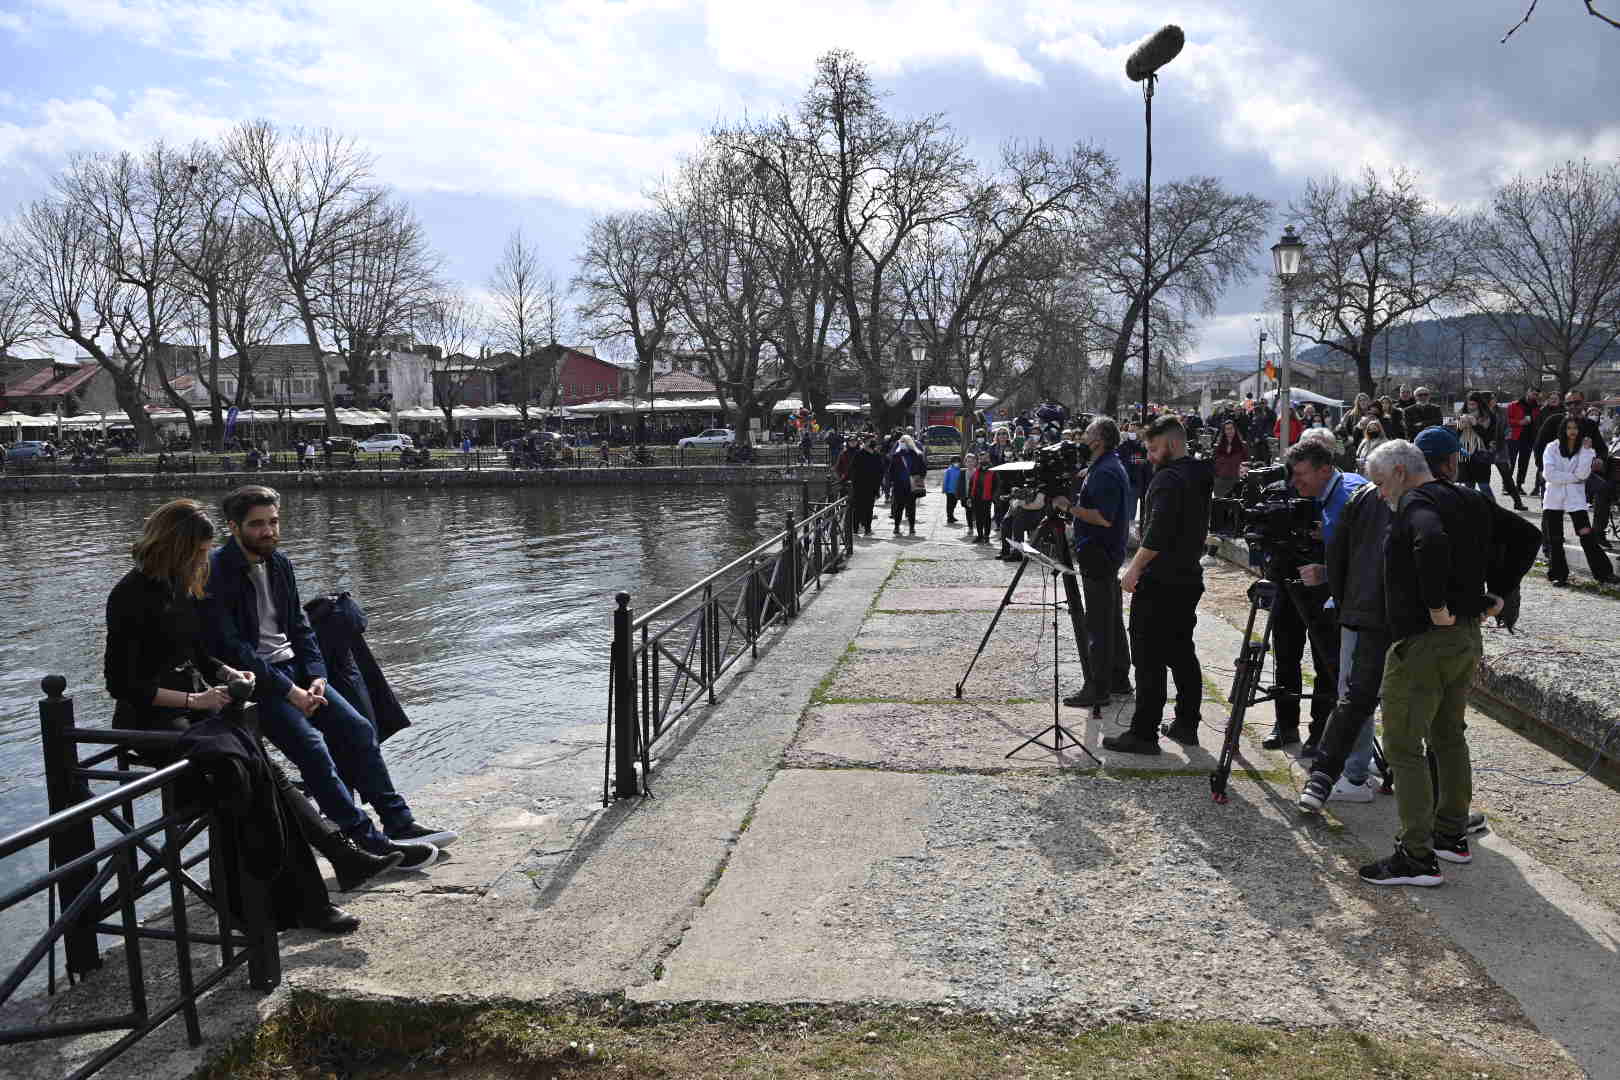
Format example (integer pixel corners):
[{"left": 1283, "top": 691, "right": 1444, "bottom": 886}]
[
  {"left": 1298, "top": 770, "right": 1332, "bottom": 813},
  {"left": 1101, "top": 731, "right": 1161, "bottom": 756},
  {"left": 1359, "top": 843, "right": 1443, "bottom": 887},
  {"left": 1433, "top": 833, "right": 1472, "bottom": 864},
  {"left": 388, "top": 822, "right": 459, "bottom": 848},
  {"left": 1261, "top": 726, "right": 1300, "bottom": 750},
  {"left": 1466, "top": 811, "right": 1489, "bottom": 836},
  {"left": 1159, "top": 721, "right": 1199, "bottom": 747},
  {"left": 390, "top": 840, "right": 440, "bottom": 871},
  {"left": 1063, "top": 686, "right": 1110, "bottom": 708}
]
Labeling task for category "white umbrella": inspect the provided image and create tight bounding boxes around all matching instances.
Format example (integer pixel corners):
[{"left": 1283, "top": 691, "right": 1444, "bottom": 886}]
[
  {"left": 884, "top": 385, "right": 999, "bottom": 409},
  {"left": 1263, "top": 387, "right": 1343, "bottom": 408},
  {"left": 826, "top": 402, "right": 864, "bottom": 414},
  {"left": 567, "top": 399, "right": 637, "bottom": 414}
]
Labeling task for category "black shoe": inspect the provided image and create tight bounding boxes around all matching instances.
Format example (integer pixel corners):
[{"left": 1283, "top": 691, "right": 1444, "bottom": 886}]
[
  {"left": 388, "top": 822, "right": 459, "bottom": 848},
  {"left": 1433, "top": 833, "right": 1472, "bottom": 864},
  {"left": 1101, "top": 731, "right": 1161, "bottom": 756},
  {"left": 315, "top": 829, "right": 405, "bottom": 891},
  {"left": 300, "top": 904, "right": 361, "bottom": 934},
  {"left": 1160, "top": 721, "right": 1199, "bottom": 747},
  {"left": 1111, "top": 679, "right": 1134, "bottom": 696},
  {"left": 1063, "top": 686, "right": 1110, "bottom": 708},
  {"left": 1299, "top": 740, "right": 1321, "bottom": 761},
  {"left": 1297, "top": 770, "right": 1332, "bottom": 813},
  {"left": 390, "top": 840, "right": 440, "bottom": 871},
  {"left": 1512, "top": 501, "right": 1528, "bottom": 511},
  {"left": 1261, "top": 726, "right": 1300, "bottom": 750},
  {"left": 1359, "top": 843, "right": 1443, "bottom": 887}
]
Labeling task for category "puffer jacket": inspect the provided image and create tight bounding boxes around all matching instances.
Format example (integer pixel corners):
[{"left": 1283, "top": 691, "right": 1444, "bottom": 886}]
[
  {"left": 1326, "top": 483, "right": 1391, "bottom": 632},
  {"left": 1542, "top": 443, "right": 1595, "bottom": 512}
]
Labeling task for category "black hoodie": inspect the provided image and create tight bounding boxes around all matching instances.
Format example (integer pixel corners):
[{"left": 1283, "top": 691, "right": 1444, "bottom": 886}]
[{"left": 1140, "top": 455, "right": 1213, "bottom": 587}]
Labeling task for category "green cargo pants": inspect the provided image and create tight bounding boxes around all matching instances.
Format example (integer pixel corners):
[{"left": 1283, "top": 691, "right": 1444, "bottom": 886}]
[{"left": 1380, "top": 622, "right": 1482, "bottom": 859}]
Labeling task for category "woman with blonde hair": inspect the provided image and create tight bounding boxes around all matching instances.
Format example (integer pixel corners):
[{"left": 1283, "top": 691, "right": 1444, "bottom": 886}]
[{"left": 105, "top": 499, "right": 399, "bottom": 929}]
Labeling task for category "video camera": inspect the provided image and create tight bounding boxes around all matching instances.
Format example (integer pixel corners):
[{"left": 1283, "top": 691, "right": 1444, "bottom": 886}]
[
  {"left": 1011, "top": 441, "right": 1088, "bottom": 506},
  {"left": 1208, "top": 463, "right": 1322, "bottom": 565}
]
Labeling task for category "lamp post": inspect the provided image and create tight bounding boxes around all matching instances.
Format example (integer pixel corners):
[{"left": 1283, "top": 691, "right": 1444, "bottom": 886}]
[
  {"left": 1254, "top": 320, "right": 1267, "bottom": 399},
  {"left": 1271, "top": 225, "right": 1306, "bottom": 457},
  {"left": 1126, "top": 25, "right": 1184, "bottom": 426}
]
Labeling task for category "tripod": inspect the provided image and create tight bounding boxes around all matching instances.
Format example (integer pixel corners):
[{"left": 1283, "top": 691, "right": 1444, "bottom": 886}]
[
  {"left": 1211, "top": 577, "right": 1286, "bottom": 803},
  {"left": 955, "top": 514, "right": 1102, "bottom": 764}
]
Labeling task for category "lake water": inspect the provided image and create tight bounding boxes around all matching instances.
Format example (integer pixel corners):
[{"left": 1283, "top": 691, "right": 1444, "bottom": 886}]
[{"left": 0, "top": 483, "right": 800, "bottom": 974}]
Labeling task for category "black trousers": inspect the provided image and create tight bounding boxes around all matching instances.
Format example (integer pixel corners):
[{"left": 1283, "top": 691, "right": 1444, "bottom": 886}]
[
  {"left": 1081, "top": 571, "right": 1131, "bottom": 691},
  {"left": 1309, "top": 625, "right": 1392, "bottom": 784},
  {"left": 1128, "top": 579, "right": 1204, "bottom": 737},
  {"left": 1493, "top": 457, "right": 1523, "bottom": 501},
  {"left": 1510, "top": 438, "right": 1535, "bottom": 489},
  {"left": 945, "top": 493, "right": 960, "bottom": 521},
  {"left": 970, "top": 498, "right": 992, "bottom": 540},
  {"left": 1269, "top": 580, "right": 1339, "bottom": 736},
  {"left": 851, "top": 487, "right": 879, "bottom": 533},
  {"left": 1544, "top": 509, "right": 1613, "bottom": 583},
  {"left": 891, "top": 489, "right": 918, "bottom": 529}
]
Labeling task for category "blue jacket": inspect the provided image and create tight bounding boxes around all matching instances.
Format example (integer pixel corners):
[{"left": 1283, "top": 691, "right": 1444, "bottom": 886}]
[
  {"left": 1316, "top": 469, "right": 1368, "bottom": 548},
  {"left": 1074, "top": 449, "right": 1134, "bottom": 569},
  {"left": 942, "top": 464, "right": 962, "bottom": 495},
  {"left": 204, "top": 537, "right": 327, "bottom": 702}
]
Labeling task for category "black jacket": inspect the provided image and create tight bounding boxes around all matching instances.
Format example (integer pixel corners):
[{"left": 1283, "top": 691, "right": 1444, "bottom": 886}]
[
  {"left": 847, "top": 448, "right": 885, "bottom": 493},
  {"left": 1140, "top": 455, "right": 1212, "bottom": 587},
  {"left": 205, "top": 537, "right": 327, "bottom": 702},
  {"left": 1326, "top": 483, "right": 1391, "bottom": 632},
  {"left": 104, "top": 568, "right": 225, "bottom": 733},
  {"left": 305, "top": 591, "right": 410, "bottom": 743},
  {"left": 1384, "top": 480, "right": 1492, "bottom": 641},
  {"left": 1404, "top": 401, "right": 1443, "bottom": 434},
  {"left": 1535, "top": 410, "right": 1607, "bottom": 464}
]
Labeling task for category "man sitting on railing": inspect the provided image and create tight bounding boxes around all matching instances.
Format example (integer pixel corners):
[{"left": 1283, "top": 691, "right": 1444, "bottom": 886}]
[{"left": 205, "top": 486, "right": 457, "bottom": 875}]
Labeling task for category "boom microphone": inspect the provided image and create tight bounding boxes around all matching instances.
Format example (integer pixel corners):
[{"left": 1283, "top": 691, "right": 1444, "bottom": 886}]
[{"left": 1125, "top": 24, "right": 1185, "bottom": 82}]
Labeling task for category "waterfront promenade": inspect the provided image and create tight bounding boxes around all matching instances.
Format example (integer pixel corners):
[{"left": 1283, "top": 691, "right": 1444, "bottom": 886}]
[{"left": 7, "top": 485, "right": 1620, "bottom": 1079}]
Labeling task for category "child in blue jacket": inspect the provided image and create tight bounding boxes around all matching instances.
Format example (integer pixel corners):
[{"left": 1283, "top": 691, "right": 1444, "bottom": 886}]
[{"left": 942, "top": 456, "right": 964, "bottom": 524}]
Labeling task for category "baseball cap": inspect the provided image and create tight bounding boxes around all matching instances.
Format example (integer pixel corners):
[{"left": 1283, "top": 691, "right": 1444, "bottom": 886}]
[{"left": 1414, "top": 425, "right": 1461, "bottom": 459}]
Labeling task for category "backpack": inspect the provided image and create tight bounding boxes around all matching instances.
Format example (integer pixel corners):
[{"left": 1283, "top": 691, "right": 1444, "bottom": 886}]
[{"left": 1479, "top": 493, "right": 1542, "bottom": 633}]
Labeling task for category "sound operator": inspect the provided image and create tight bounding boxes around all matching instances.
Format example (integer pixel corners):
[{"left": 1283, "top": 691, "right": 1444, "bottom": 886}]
[{"left": 1105, "top": 417, "right": 1211, "bottom": 756}]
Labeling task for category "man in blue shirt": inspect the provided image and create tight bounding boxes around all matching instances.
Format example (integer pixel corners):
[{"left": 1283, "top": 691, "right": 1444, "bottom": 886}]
[
  {"left": 1063, "top": 418, "right": 1136, "bottom": 709},
  {"left": 1261, "top": 433, "right": 1367, "bottom": 755}
]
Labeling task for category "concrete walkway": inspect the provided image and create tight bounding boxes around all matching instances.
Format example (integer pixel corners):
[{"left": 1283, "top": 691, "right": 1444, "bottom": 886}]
[{"left": 6, "top": 485, "right": 1620, "bottom": 1080}]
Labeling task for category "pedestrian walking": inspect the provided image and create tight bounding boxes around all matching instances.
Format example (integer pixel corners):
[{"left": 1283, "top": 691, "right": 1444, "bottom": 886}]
[{"left": 886, "top": 435, "right": 927, "bottom": 536}]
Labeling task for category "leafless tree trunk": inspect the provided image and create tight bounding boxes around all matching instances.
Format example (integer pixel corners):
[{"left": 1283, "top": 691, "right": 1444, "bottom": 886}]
[
  {"left": 227, "top": 121, "right": 387, "bottom": 433},
  {"left": 0, "top": 240, "right": 48, "bottom": 358},
  {"left": 1289, "top": 167, "right": 1469, "bottom": 400},
  {"left": 574, "top": 211, "right": 678, "bottom": 403},
  {"left": 489, "top": 227, "right": 548, "bottom": 423},
  {"left": 416, "top": 290, "right": 485, "bottom": 431},
  {"left": 1468, "top": 159, "right": 1620, "bottom": 394}
]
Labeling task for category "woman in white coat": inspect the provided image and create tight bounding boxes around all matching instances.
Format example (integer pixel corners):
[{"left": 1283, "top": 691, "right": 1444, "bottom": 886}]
[{"left": 1542, "top": 416, "right": 1615, "bottom": 584}]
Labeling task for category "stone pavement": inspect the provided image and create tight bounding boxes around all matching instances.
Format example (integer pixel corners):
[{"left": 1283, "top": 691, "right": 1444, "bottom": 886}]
[{"left": 7, "top": 484, "right": 1620, "bottom": 1080}]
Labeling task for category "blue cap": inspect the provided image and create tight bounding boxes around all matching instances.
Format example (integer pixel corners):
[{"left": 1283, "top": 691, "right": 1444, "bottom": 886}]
[{"left": 1414, "top": 425, "right": 1461, "bottom": 459}]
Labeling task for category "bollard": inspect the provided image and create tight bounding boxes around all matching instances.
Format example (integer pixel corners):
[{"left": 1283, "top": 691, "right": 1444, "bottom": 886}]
[
  {"left": 38, "top": 676, "right": 103, "bottom": 977},
  {"left": 612, "top": 593, "right": 640, "bottom": 798}
]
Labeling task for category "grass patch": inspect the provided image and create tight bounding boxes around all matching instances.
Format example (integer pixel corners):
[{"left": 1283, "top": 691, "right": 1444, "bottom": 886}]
[
  {"left": 807, "top": 642, "right": 859, "bottom": 705},
  {"left": 202, "top": 995, "right": 1548, "bottom": 1080}
]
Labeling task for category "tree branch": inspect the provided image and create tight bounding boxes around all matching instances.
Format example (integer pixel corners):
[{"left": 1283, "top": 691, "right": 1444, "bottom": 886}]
[
  {"left": 1588, "top": 0, "right": 1620, "bottom": 29},
  {"left": 1501, "top": 0, "right": 1539, "bottom": 42}
]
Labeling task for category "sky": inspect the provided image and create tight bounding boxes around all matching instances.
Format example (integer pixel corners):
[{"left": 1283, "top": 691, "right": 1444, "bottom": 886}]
[{"left": 2, "top": 0, "right": 1618, "bottom": 367}]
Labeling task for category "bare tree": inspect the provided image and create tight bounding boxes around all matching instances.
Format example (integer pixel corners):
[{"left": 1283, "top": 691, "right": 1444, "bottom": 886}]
[
  {"left": 1469, "top": 159, "right": 1620, "bottom": 394},
  {"left": 415, "top": 290, "right": 486, "bottom": 430},
  {"left": 1288, "top": 167, "right": 1469, "bottom": 400},
  {"left": 1502, "top": 0, "right": 1620, "bottom": 42},
  {"left": 318, "top": 198, "right": 441, "bottom": 408},
  {"left": 1091, "top": 176, "right": 1270, "bottom": 415},
  {"left": 488, "top": 227, "right": 549, "bottom": 422},
  {"left": 219, "top": 220, "right": 293, "bottom": 416},
  {"left": 7, "top": 196, "right": 162, "bottom": 448},
  {"left": 0, "top": 238, "right": 48, "bottom": 358},
  {"left": 573, "top": 211, "right": 679, "bottom": 402},
  {"left": 227, "top": 121, "right": 387, "bottom": 432}
]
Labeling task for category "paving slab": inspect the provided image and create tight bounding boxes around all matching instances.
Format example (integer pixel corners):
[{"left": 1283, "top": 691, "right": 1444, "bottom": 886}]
[{"left": 636, "top": 768, "right": 1574, "bottom": 1074}]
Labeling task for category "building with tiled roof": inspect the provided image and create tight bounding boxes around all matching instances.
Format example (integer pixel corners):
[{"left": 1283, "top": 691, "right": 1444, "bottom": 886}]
[{"left": 1, "top": 358, "right": 119, "bottom": 415}]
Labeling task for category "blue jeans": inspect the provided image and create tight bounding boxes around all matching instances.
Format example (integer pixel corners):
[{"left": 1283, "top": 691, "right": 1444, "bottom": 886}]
[
  {"left": 258, "top": 661, "right": 413, "bottom": 842},
  {"left": 1337, "top": 629, "right": 1378, "bottom": 784}
]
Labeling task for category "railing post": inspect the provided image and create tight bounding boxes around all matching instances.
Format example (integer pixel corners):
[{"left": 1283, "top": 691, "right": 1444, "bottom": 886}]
[
  {"left": 38, "top": 675, "right": 102, "bottom": 978},
  {"left": 612, "top": 592, "right": 641, "bottom": 798},
  {"left": 783, "top": 512, "right": 800, "bottom": 617}
]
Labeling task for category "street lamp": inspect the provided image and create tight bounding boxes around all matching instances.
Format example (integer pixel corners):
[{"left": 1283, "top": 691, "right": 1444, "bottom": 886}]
[
  {"left": 1271, "top": 224, "right": 1306, "bottom": 456},
  {"left": 1126, "top": 24, "right": 1184, "bottom": 426},
  {"left": 1253, "top": 317, "right": 1267, "bottom": 400}
]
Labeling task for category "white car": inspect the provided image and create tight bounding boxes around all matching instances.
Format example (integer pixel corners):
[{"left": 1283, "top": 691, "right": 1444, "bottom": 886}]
[
  {"left": 358, "top": 433, "right": 414, "bottom": 452},
  {"left": 677, "top": 428, "right": 736, "bottom": 448}
]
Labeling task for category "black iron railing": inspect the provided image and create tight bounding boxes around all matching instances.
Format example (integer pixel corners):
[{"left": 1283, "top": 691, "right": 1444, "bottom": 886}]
[
  {"left": 605, "top": 482, "right": 855, "bottom": 802},
  {"left": 0, "top": 678, "right": 281, "bottom": 1080}
]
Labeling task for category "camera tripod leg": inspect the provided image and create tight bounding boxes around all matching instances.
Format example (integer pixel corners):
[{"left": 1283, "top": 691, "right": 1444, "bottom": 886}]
[
  {"left": 954, "top": 556, "right": 1029, "bottom": 699},
  {"left": 1212, "top": 584, "right": 1279, "bottom": 803}
]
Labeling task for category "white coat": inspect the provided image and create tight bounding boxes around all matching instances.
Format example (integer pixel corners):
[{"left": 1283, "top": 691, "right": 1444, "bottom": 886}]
[{"left": 1542, "top": 442, "right": 1595, "bottom": 513}]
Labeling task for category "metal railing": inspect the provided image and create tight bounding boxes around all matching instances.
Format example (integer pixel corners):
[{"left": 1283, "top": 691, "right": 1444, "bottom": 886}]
[
  {"left": 0, "top": 678, "right": 281, "bottom": 1080},
  {"left": 605, "top": 481, "right": 855, "bottom": 801}
]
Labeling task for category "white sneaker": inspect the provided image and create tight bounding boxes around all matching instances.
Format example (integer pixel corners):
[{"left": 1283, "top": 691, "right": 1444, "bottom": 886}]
[{"left": 1328, "top": 775, "right": 1376, "bottom": 803}]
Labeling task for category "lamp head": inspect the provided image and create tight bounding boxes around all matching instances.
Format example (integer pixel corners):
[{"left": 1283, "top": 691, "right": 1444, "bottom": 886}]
[{"left": 1272, "top": 225, "right": 1306, "bottom": 283}]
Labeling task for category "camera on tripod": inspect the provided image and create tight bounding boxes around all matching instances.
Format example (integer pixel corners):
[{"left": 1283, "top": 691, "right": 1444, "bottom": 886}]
[
  {"left": 1011, "top": 441, "right": 1087, "bottom": 504},
  {"left": 1209, "top": 463, "right": 1322, "bottom": 563}
]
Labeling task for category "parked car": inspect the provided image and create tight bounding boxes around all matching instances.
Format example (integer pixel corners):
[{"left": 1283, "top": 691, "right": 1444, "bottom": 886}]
[
  {"left": 677, "top": 428, "right": 736, "bottom": 448},
  {"left": 5, "top": 440, "right": 55, "bottom": 462},
  {"left": 357, "top": 433, "right": 414, "bottom": 453},
  {"left": 323, "top": 435, "right": 358, "bottom": 453},
  {"left": 922, "top": 425, "right": 963, "bottom": 446}
]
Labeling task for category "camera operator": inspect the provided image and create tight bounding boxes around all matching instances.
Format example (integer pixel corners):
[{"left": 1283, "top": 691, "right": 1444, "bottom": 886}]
[
  {"left": 1063, "top": 418, "right": 1135, "bottom": 710},
  {"left": 1105, "top": 417, "right": 1212, "bottom": 756},
  {"left": 1259, "top": 434, "right": 1363, "bottom": 756}
]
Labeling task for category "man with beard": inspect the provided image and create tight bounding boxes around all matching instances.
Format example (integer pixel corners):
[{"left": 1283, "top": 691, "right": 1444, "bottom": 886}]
[{"left": 206, "top": 486, "right": 455, "bottom": 871}]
